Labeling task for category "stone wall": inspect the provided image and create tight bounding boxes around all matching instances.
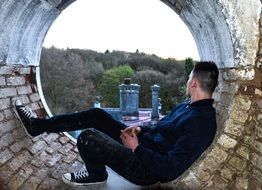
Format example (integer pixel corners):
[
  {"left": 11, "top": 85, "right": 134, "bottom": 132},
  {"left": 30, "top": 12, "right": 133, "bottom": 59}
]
[
  {"left": 0, "top": 0, "right": 261, "bottom": 189},
  {"left": 0, "top": 65, "right": 83, "bottom": 190}
]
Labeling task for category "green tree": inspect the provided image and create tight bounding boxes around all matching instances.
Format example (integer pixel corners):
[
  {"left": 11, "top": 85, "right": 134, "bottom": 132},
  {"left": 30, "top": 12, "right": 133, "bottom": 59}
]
[
  {"left": 179, "top": 57, "right": 194, "bottom": 100},
  {"left": 97, "top": 65, "right": 134, "bottom": 107},
  {"left": 184, "top": 57, "right": 194, "bottom": 81}
]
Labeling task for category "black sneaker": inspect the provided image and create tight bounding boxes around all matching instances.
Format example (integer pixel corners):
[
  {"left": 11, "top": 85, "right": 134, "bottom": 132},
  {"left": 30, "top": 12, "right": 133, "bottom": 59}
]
[
  {"left": 62, "top": 169, "right": 108, "bottom": 187},
  {"left": 15, "top": 100, "right": 40, "bottom": 137}
]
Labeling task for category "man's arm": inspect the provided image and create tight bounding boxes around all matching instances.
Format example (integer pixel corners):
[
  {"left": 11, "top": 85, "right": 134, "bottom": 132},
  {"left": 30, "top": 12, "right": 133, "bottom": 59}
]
[{"left": 134, "top": 119, "right": 216, "bottom": 182}]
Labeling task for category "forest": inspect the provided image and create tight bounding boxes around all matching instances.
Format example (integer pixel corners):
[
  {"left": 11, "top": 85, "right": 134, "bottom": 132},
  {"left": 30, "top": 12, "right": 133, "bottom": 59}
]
[{"left": 40, "top": 47, "right": 194, "bottom": 115}]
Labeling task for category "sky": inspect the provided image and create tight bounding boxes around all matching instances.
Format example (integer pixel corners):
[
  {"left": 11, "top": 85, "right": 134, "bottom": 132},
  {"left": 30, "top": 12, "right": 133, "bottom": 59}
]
[{"left": 43, "top": 0, "right": 199, "bottom": 60}]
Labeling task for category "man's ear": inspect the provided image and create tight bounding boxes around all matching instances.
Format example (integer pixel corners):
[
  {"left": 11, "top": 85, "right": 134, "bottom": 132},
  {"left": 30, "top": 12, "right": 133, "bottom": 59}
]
[{"left": 191, "top": 78, "right": 198, "bottom": 88}]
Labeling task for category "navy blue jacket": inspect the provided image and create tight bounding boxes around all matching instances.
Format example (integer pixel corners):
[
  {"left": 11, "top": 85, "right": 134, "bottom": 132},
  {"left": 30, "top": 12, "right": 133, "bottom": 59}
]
[{"left": 134, "top": 99, "right": 217, "bottom": 182}]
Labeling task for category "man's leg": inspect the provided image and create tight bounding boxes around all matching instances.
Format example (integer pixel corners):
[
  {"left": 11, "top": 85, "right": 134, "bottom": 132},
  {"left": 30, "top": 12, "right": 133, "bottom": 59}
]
[
  {"left": 33, "top": 108, "right": 126, "bottom": 141},
  {"left": 65, "top": 128, "right": 159, "bottom": 186},
  {"left": 15, "top": 99, "right": 126, "bottom": 140}
]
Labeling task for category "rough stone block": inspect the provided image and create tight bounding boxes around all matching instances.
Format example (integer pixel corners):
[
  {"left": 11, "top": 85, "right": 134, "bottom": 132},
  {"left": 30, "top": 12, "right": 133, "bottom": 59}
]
[
  {"left": 251, "top": 168, "right": 262, "bottom": 185},
  {"left": 29, "top": 102, "right": 40, "bottom": 110},
  {"left": 45, "top": 147, "right": 56, "bottom": 154},
  {"left": 168, "top": 0, "right": 176, "bottom": 4},
  {"left": 38, "top": 177, "right": 62, "bottom": 190},
  {"left": 0, "top": 66, "right": 13, "bottom": 75},
  {"left": 29, "top": 93, "right": 40, "bottom": 102},
  {"left": 69, "top": 160, "right": 84, "bottom": 172},
  {"left": 0, "top": 76, "right": 6, "bottom": 86},
  {"left": 0, "top": 149, "right": 14, "bottom": 166},
  {"left": 46, "top": 153, "right": 62, "bottom": 167},
  {"left": 256, "top": 126, "right": 262, "bottom": 139},
  {"left": 51, "top": 163, "right": 70, "bottom": 179},
  {"left": 212, "top": 92, "right": 220, "bottom": 102},
  {"left": 0, "top": 87, "right": 17, "bottom": 98},
  {"left": 27, "top": 140, "right": 48, "bottom": 154},
  {"left": 209, "top": 146, "right": 228, "bottom": 163},
  {"left": 224, "top": 119, "right": 244, "bottom": 136},
  {"left": 223, "top": 68, "right": 255, "bottom": 80},
  {"left": 235, "top": 177, "right": 248, "bottom": 189},
  {"left": 19, "top": 67, "right": 31, "bottom": 75},
  {"left": 63, "top": 151, "right": 77, "bottom": 164},
  {"left": 20, "top": 176, "right": 42, "bottom": 190},
  {"left": 47, "top": 0, "right": 62, "bottom": 7},
  {"left": 12, "top": 127, "right": 27, "bottom": 140},
  {"left": 0, "top": 133, "right": 14, "bottom": 147},
  {"left": 219, "top": 93, "right": 234, "bottom": 106},
  {"left": 258, "top": 114, "right": 262, "bottom": 125},
  {"left": 31, "top": 158, "right": 45, "bottom": 168},
  {"left": 4, "top": 109, "right": 13, "bottom": 119},
  {"left": 220, "top": 166, "right": 233, "bottom": 180},
  {"left": 212, "top": 174, "right": 228, "bottom": 189},
  {"left": 58, "top": 143, "right": 73, "bottom": 155},
  {"left": 0, "top": 112, "right": 4, "bottom": 121},
  {"left": 6, "top": 76, "right": 25, "bottom": 86},
  {"left": 194, "top": 163, "right": 211, "bottom": 182},
  {"left": 0, "top": 120, "right": 16, "bottom": 134},
  {"left": 236, "top": 145, "right": 250, "bottom": 160},
  {"left": 35, "top": 168, "right": 49, "bottom": 181},
  {"left": 202, "top": 156, "right": 220, "bottom": 171},
  {"left": 11, "top": 95, "right": 30, "bottom": 105},
  {"left": 175, "top": 2, "right": 183, "bottom": 11},
  {"left": 217, "top": 134, "right": 237, "bottom": 149},
  {"left": 43, "top": 133, "right": 59, "bottom": 144},
  {"left": 253, "top": 140, "right": 262, "bottom": 154},
  {"left": 257, "top": 99, "right": 262, "bottom": 109},
  {"left": 255, "top": 88, "right": 262, "bottom": 96},
  {"left": 230, "top": 109, "right": 249, "bottom": 124},
  {"left": 16, "top": 86, "right": 32, "bottom": 95},
  {"left": 10, "top": 139, "right": 32, "bottom": 153},
  {"left": 235, "top": 96, "right": 252, "bottom": 111},
  {"left": 8, "top": 150, "right": 32, "bottom": 171},
  {"left": 0, "top": 98, "right": 10, "bottom": 110},
  {"left": 228, "top": 156, "right": 247, "bottom": 171},
  {"left": 7, "top": 167, "right": 32, "bottom": 189},
  {"left": 58, "top": 136, "right": 70, "bottom": 145},
  {"left": 181, "top": 172, "right": 201, "bottom": 189}
]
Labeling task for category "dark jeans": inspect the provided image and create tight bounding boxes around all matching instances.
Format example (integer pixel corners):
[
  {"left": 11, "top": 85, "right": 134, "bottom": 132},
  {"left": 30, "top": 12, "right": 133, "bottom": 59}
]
[{"left": 32, "top": 108, "right": 159, "bottom": 186}]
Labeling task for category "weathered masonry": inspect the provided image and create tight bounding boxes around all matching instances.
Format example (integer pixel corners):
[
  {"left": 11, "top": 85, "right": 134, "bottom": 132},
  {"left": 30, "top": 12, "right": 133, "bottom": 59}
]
[{"left": 0, "top": 0, "right": 261, "bottom": 189}]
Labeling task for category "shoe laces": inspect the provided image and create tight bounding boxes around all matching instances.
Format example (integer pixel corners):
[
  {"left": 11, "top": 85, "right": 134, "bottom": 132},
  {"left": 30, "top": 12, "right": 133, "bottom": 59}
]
[
  {"left": 20, "top": 106, "right": 37, "bottom": 119},
  {"left": 73, "top": 169, "right": 89, "bottom": 179}
]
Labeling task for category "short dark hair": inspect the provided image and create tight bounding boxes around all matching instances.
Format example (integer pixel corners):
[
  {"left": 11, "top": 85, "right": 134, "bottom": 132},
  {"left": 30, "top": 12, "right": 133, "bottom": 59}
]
[{"left": 192, "top": 61, "right": 219, "bottom": 94}]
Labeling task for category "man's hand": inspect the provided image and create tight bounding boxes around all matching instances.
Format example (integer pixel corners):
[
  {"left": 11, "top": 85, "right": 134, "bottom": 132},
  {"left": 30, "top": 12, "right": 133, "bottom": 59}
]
[
  {"left": 122, "top": 125, "right": 141, "bottom": 136},
  {"left": 120, "top": 127, "right": 139, "bottom": 152}
]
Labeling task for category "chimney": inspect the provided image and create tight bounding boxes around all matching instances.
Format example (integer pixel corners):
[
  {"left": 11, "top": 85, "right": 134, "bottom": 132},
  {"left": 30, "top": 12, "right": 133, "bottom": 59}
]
[
  {"left": 151, "top": 84, "right": 160, "bottom": 121},
  {"left": 119, "top": 78, "right": 140, "bottom": 121}
]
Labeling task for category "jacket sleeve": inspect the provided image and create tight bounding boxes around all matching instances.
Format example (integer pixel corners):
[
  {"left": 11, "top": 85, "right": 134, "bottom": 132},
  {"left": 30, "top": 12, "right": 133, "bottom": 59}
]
[{"left": 134, "top": 118, "right": 214, "bottom": 181}]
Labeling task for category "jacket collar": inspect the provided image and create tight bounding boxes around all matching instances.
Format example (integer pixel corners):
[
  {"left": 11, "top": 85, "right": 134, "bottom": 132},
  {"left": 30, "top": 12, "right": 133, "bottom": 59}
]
[{"left": 189, "top": 99, "right": 214, "bottom": 107}]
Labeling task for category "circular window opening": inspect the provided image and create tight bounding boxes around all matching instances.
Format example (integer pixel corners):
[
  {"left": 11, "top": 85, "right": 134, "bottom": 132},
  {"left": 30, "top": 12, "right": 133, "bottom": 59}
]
[{"left": 39, "top": 0, "right": 199, "bottom": 140}]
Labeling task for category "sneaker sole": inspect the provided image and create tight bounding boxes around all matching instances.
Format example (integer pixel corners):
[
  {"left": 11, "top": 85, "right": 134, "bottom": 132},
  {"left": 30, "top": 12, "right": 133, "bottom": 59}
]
[
  {"left": 62, "top": 175, "right": 107, "bottom": 187},
  {"left": 13, "top": 107, "right": 34, "bottom": 138}
]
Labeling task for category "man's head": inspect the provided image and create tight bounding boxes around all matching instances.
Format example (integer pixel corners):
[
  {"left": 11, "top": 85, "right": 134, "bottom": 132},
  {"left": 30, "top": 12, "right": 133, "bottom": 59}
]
[{"left": 186, "top": 61, "right": 219, "bottom": 98}]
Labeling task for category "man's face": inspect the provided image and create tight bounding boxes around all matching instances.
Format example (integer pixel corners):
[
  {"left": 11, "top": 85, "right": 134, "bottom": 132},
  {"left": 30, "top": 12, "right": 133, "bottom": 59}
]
[{"left": 186, "top": 71, "right": 193, "bottom": 97}]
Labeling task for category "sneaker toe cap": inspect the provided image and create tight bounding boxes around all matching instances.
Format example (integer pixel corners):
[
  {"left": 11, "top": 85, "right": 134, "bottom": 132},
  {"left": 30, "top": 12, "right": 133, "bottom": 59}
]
[
  {"left": 63, "top": 173, "right": 72, "bottom": 181},
  {"left": 15, "top": 100, "right": 22, "bottom": 106}
]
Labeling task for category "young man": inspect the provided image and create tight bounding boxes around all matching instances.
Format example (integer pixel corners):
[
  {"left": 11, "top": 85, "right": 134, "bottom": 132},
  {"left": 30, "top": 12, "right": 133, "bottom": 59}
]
[{"left": 15, "top": 61, "right": 219, "bottom": 187}]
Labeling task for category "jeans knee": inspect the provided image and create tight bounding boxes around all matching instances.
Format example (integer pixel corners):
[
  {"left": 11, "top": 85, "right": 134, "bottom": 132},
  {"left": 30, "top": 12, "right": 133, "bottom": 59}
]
[{"left": 77, "top": 128, "right": 97, "bottom": 148}]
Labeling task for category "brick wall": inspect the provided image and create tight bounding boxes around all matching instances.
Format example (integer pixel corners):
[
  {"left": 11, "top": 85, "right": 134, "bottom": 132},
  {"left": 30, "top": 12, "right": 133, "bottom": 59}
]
[{"left": 0, "top": 65, "right": 81, "bottom": 190}]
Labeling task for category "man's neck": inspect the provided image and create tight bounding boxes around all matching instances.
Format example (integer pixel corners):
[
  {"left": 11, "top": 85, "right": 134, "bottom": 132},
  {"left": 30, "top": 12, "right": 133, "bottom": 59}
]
[{"left": 190, "top": 92, "right": 212, "bottom": 104}]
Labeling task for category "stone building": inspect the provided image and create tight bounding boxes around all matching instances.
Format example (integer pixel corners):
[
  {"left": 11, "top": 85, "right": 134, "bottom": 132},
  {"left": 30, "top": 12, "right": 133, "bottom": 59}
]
[{"left": 0, "top": 0, "right": 261, "bottom": 189}]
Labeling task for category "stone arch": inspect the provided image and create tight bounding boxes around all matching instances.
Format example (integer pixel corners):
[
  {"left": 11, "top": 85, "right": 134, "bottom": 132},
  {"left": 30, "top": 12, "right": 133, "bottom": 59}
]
[{"left": 0, "top": 0, "right": 261, "bottom": 189}]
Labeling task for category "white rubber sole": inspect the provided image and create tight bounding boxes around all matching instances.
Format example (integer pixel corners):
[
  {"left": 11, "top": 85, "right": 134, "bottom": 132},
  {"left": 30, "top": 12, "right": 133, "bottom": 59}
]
[{"left": 62, "top": 175, "right": 107, "bottom": 187}]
